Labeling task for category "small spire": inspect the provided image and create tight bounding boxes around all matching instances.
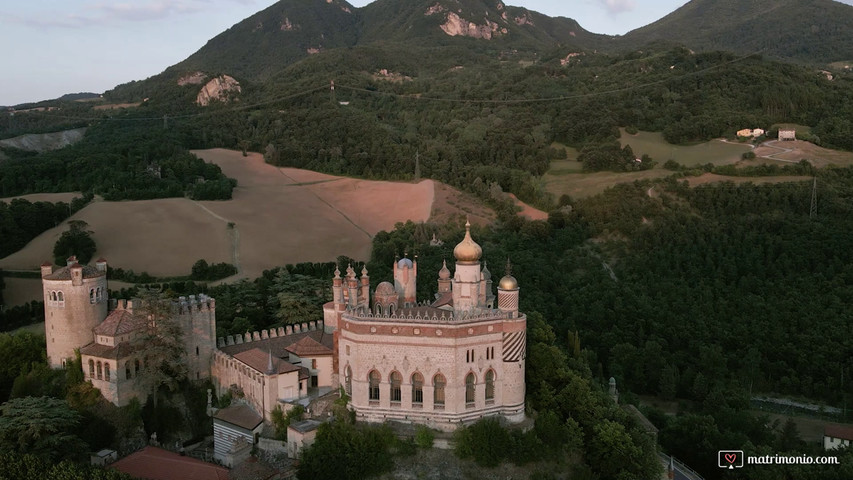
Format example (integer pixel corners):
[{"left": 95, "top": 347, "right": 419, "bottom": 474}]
[
  {"left": 505, "top": 257, "right": 512, "bottom": 277},
  {"left": 361, "top": 265, "right": 368, "bottom": 277},
  {"left": 266, "top": 348, "right": 275, "bottom": 375},
  {"left": 334, "top": 265, "right": 341, "bottom": 279}
]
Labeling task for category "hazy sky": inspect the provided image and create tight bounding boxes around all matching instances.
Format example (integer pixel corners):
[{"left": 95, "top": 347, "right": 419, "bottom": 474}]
[{"left": 2, "top": 0, "right": 851, "bottom": 106}]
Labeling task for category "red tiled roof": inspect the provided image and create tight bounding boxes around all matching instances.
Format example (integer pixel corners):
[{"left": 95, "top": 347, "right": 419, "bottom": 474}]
[
  {"left": 79, "top": 341, "right": 139, "bottom": 360},
  {"left": 214, "top": 404, "right": 263, "bottom": 431},
  {"left": 233, "top": 348, "right": 301, "bottom": 375},
  {"left": 825, "top": 424, "right": 853, "bottom": 441},
  {"left": 110, "top": 446, "right": 228, "bottom": 480},
  {"left": 431, "top": 291, "right": 453, "bottom": 308},
  {"left": 284, "top": 336, "right": 333, "bottom": 356},
  {"left": 93, "top": 309, "right": 145, "bottom": 336},
  {"left": 219, "top": 329, "right": 333, "bottom": 359},
  {"left": 43, "top": 263, "right": 104, "bottom": 280}
]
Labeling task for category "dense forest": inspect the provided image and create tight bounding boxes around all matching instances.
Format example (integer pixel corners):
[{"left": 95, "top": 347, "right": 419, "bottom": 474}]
[
  {"left": 4, "top": 45, "right": 852, "bottom": 211},
  {"left": 0, "top": 114, "right": 234, "bottom": 200},
  {"left": 0, "top": 194, "right": 91, "bottom": 258}
]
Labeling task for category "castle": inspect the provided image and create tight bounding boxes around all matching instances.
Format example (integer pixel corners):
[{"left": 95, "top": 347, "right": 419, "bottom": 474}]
[
  {"left": 42, "top": 256, "right": 216, "bottom": 406},
  {"left": 44, "top": 223, "right": 527, "bottom": 430}
]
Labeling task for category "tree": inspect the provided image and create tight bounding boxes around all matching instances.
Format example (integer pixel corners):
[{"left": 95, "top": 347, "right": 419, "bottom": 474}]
[
  {"left": 298, "top": 421, "right": 394, "bottom": 480},
  {"left": 52, "top": 220, "right": 96, "bottom": 265},
  {"left": 0, "top": 397, "right": 87, "bottom": 462},
  {"left": 130, "top": 289, "right": 187, "bottom": 405},
  {"left": 0, "top": 452, "right": 133, "bottom": 480}
]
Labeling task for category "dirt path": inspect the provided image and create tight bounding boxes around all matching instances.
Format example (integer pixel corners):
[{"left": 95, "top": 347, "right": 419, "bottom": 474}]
[
  {"left": 758, "top": 140, "right": 798, "bottom": 163},
  {"left": 189, "top": 200, "right": 242, "bottom": 275}
]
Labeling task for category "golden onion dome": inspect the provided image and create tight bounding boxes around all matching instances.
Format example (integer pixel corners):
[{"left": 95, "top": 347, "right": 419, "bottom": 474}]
[
  {"left": 453, "top": 220, "right": 482, "bottom": 263},
  {"left": 498, "top": 275, "right": 518, "bottom": 290}
]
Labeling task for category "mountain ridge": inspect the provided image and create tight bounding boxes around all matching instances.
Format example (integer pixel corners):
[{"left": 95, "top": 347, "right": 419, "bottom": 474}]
[{"left": 620, "top": 0, "right": 853, "bottom": 64}]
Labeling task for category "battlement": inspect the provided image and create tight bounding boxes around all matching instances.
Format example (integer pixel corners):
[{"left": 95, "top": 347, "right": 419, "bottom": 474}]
[
  {"left": 174, "top": 294, "right": 216, "bottom": 315},
  {"left": 344, "top": 306, "right": 516, "bottom": 325},
  {"left": 216, "top": 320, "right": 322, "bottom": 348}
]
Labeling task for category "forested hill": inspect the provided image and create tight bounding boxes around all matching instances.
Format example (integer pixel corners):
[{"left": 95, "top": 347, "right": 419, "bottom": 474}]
[
  {"left": 148, "top": 0, "right": 603, "bottom": 86},
  {"left": 620, "top": 0, "right": 853, "bottom": 66}
]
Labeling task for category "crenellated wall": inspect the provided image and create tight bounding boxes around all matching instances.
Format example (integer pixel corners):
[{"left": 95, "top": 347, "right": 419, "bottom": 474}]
[{"left": 216, "top": 320, "right": 322, "bottom": 348}]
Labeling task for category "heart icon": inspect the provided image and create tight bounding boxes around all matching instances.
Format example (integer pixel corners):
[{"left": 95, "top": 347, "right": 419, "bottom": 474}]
[{"left": 725, "top": 453, "right": 737, "bottom": 464}]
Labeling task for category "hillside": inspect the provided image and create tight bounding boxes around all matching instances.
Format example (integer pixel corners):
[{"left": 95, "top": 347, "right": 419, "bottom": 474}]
[{"left": 621, "top": 0, "right": 853, "bottom": 65}]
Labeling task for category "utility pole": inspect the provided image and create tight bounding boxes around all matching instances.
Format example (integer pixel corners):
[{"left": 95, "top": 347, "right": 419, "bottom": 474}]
[
  {"left": 810, "top": 177, "right": 818, "bottom": 219},
  {"left": 414, "top": 150, "right": 420, "bottom": 181}
]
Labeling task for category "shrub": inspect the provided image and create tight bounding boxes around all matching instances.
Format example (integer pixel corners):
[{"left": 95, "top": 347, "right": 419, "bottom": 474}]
[{"left": 414, "top": 425, "right": 434, "bottom": 449}]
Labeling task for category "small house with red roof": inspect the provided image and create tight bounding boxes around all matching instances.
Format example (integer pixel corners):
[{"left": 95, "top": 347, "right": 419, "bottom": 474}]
[
  {"left": 110, "top": 446, "right": 228, "bottom": 480},
  {"left": 824, "top": 424, "right": 853, "bottom": 450}
]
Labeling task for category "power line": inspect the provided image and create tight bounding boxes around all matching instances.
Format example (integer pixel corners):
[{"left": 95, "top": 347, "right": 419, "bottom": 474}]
[{"left": 10, "top": 50, "right": 762, "bottom": 122}]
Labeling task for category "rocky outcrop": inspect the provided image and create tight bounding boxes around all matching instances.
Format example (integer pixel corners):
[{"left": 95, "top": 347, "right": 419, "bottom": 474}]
[
  {"left": 281, "top": 17, "right": 299, "bottom": 31},
  {"left": 196, "top": 75, "right": 241, "bottom": 106},
  {"left": 425, "top": 3, "right": 445, "bottom": 16},
  {"left": 514, "top": 13, "right": 533, "bottom": 26},
  {"left": 178, "top": 72, "right": 206, "bottom": 86},
  {"left": 440, "top": 12, "right": 505, "bottom": 39},
  {"left": 0, "top": 127, "right": 87, "bottom": 152}
]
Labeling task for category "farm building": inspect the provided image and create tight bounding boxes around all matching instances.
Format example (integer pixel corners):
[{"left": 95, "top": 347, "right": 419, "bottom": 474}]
[{"left": 779, "top": 129, "right": 796, "bottom": 140}]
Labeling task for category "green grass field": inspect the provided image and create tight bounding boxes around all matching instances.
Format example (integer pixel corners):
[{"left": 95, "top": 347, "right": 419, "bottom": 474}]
[
  {"left": 618, "top": 129, "right": 751, "bottom": 167},
  {"left": 543, "top": 132, "right": 752, "bottom": 199}
]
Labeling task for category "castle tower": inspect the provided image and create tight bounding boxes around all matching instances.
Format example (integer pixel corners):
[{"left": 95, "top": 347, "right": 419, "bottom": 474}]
[
  {"left": 360, "top": 265, "right": 371, "bottom": 307},
  {"left": 497, "top": 259, "right": 519, "bottom": 318},
  {"left": 324, "top": 266, "right": 345, "bottom": 333},
  {"left": 180, "top": 294, "right": 217, "bottom": 381},
  {"left": 346, "top": 264, "right": 358, "bottom": 309},
  {"left": 451, "top": 221, "right": 483, "bottom": 312},
  {"left": 437, "top": 260, "right": 451, "bottom": 294},
  {"left": 393, "top": 254, "right": 417, "bottom": 308},
  {"left": 480, "top": 261, "right": 494, "bottom": 308},
  {"left": 42, "top": 257, "right": 109, "bottom": 367}
]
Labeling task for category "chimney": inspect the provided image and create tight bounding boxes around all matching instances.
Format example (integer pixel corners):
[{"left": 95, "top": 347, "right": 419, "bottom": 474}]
[
  {"left": 96, "top": 258, "right": 108, "bottom": 272},
  {"left": 66, "top": 255, "right": 78, "bottom": 267},
  {"left": 41, "top": 262, "right": 53, "bottom": 278}
]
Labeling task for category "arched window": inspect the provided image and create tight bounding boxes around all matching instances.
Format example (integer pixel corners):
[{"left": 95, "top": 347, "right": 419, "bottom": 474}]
[
  {"left": 126, "top": 363, "right": 132, "bottom": 380},
  {"left": 88, "top": 359, "right": 95, "bottom": 378},
  {"left": 90, "top": 289, "right": 95, "bottom": 303},
  {"left": 344, "top": 366, "right": 352, "bottom": 396},
  {"left": 375, "top": 303, "right": 382, "bottom": 315},
  {"left": 96, "top": 361, "right": 103, "bottom": 380},
  {"left": 433, "top": 374, "right": 446, "bottom": 408},
  {"left": 485, "top": 370, "right": 495, "bottom": 402},
  {"left": 104, "top": 363, "right": 111, "bottom": 382},
  {"left": 411, "top": 372, "right": 424, "bottom": 405},
  {"left": 368, "top": 370, "right": 380, "bottom": 402},
  {"left": 390, "top": 371, "right": 402, "bottom": 404},
  {"left": 465, "top": 372, "right": 476, "bottom": 406},
  {"left": 51, "top": 292, "right": 57, "bottom": 302},
  {"left": 134, "top": 359, "right": 140, "bottom": 376},
  {"left": 57, "top": 291, "right": 63, "bottom": 302}
]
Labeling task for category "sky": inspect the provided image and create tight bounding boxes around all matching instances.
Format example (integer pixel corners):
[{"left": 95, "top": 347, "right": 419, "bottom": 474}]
[{"left": 1, "top": 0, "right": 851, "bottom": 106}]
